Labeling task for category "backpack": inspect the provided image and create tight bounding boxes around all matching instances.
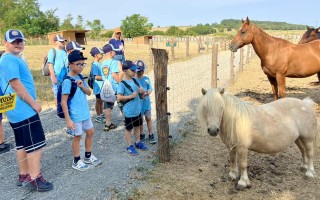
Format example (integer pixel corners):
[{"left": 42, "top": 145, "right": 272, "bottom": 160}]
[
  {"left": 87, "top": 68, "right": 94, "bottom": 89},
  {"left": 100, "top": 79, "right": 116, "bottom": 103},
  {"left": 42, "top": 48, "right": 56, "bottom": 76},
  {"left": 56, "top": 74, "right": 84, "bottom": 118},
  {"left": 117, "top": 78, "right": 140, "bottom": 109}
]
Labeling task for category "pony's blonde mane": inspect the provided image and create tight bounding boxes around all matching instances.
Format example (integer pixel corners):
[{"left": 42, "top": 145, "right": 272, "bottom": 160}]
[{"left": 198, "top": 89, "right": 252, "bottom": 148}]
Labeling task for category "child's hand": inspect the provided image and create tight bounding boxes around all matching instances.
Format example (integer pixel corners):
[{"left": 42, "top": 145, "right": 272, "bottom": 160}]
[
  {"left": 138, "top": 87, "right": 145, "bottom": 94},
  {"left": 131, "top": 92, "right": 137, "bottom": 99},
  {"left": 66, "top": 119, "right": 75, "bottom": 130},
  {"left": 76, "top": 80, "right": 84, "bottom": 88}
]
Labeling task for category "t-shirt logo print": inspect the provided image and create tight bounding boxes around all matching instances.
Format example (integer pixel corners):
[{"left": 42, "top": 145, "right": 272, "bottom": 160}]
[{"left": 103, "top": 67, "right": 109, "bottom": 75}]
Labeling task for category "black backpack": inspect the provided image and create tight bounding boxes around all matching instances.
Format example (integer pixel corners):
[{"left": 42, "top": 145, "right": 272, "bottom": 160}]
[
  {"left": 56, "top": 74, "right": 84, "bottom": 118},
  {"left": 117, "top": 78, "right": 140, "bottom": 109},
  {"left": 87, "top": 69, "right": 94, "bottom": 89}
]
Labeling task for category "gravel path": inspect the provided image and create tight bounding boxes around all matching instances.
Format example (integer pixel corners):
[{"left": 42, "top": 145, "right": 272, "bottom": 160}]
[{"left": 0, "top": 48, "right": 244, "bottom": 200}]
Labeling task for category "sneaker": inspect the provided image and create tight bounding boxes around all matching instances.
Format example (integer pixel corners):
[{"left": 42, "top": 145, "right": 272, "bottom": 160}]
[
  {"left": 83, "top": 155, "right": 102, "bottom": 166},
  {"left": 17, "top": 174, "right": 30, "bottom": 186},
  {"left": 94, "top": 117, "right": 104, "bottom": 124},
  {"left": 149, "top": 134, "right": 157, "bottom": 144},
  {"left": 23, "top": 173, "right": 53, "bottom": 192},
  {"left": 140, "top": 134, "right": 145, "bottom": 140},
  {"left": 135, "top": 141, "right": 148, "bottom": 151},
  {"left": 103, "top": 123, "right": 117, "bottom": 131},
  {"left": 127, "top": 145, "right": 139, "bottom": 156},
  {"left": 72, "top": 159, "right": 89, "bottom": 171},
  {"left": 0, "top": 143, "right": 11, "bottom": 154}
]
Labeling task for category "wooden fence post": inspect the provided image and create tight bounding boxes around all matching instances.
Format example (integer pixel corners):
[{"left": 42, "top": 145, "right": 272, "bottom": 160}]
[
  {"left": 151, "top": 48, "right": 170, "bottom": 163},
  {"left": 230, "top": 51, "right": 235, "bottom": 84},
  {"left": 239, "top": 48, "right": 244, "bottom": 71},
  {"left": 170, "top": 38, "right": 175, "bottom": 61},
  {"left": 211, "top": 44, "right": 218, "bottom": 88},
  {"left": 246, "top": 45, "right": 250, "bottom": 64},
  {"left": 185, "top": 37, "right": 189, "bottom": 57}
]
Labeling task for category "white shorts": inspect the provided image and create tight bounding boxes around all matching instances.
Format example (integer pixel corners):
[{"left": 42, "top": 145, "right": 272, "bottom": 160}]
[{"left": 70, "top": 118, "right": 93, "bottom": 136}]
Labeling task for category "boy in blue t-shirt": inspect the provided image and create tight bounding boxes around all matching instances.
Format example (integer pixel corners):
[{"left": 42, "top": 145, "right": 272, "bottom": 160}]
[
  {"left": 89, "top": 47, "right": 104, "bottom": 123},
  {"left": 117, "top": 60, "right": 148, "bottom": 155},
  {"left": 135, "top": 60, "right": 156, "bottom": 144},
  {"left": 61, "top": 50, "right": 101, "bottom": 171}
]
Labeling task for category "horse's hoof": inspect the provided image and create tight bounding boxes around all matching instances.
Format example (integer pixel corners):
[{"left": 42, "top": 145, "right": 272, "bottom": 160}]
[
  {"left": 300, "top": 166, "right": 308, "bottom": 172},
  {"left": 228, "top": 171, "right": 238, "bottom": 180},
  {"left": 235, "top": 184, "right": 247, "bottom": 191},
  {"left": 304, "top": 171, "right": 315, "bottom": 179}
]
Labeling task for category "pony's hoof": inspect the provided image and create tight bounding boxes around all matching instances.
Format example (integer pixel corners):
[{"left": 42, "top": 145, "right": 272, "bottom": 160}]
[
  {"left": 300, "top": 166, "right": 308, "bottom": 172},
  {"left": 304, "top": 170, "right": 316, "bottom": 179},
  {"left": 228, "top": 171, "right": 238, "bottom": 180},
  {"left": 236, "top": 179, "right": 251, "bottom": 190}
]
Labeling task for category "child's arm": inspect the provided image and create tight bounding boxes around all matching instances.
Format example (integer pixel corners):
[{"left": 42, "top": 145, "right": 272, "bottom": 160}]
[
  {"left": 77, "top": 80, "right": 91, "bottom": 96},
  {"left": 61, "top": 94, "right": 75, "bottom": 130},
  {"left": 117, "top": 92, "right": 137, "bottom": 102}
]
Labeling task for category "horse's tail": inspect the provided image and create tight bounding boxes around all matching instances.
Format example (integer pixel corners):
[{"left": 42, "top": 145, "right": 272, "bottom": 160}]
[
  {"left": 302, "top": 97, "right": 315, "bottom": 106},
  {"left": 314, "top": 118, "right": 320, "bottom": 152}
]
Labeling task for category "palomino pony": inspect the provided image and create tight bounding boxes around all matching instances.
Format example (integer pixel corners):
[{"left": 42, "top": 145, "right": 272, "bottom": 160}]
[
  {"left": 298, "top": 26, "right": 320, "bottom": 44},
  {"left": 229, "top": 17, "right": 320, "bottom": 100},
  {"left": 197, "top": 88, "right": 320, "bottom": 189}
]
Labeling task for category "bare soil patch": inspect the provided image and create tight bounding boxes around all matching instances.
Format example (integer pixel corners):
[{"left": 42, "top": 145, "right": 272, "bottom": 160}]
[{"left": 131, "top": 56, "right": 320, "bottom": 200}]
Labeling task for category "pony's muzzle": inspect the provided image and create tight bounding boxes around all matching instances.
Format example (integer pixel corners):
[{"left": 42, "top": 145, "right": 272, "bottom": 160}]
[
  {"left": 207, "top": 127, "right": 219, "bottom": 136},
  {"left": 229, "top": 44, "right": 238, "bottom": 52}
]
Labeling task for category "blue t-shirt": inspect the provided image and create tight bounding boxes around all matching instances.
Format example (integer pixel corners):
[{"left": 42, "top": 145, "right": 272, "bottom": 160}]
[
  {"left": 47, "top": 48, "right": 68, "bottom": 76},
  {"left": 91, "top": 61, "right": 103, "bottom": 95},
  {"left": 62, "top": 75, "right": 90, "bottom": 123},
  {"left": 137, "top": 76, "right": 152, "bottom": 112},
  {"left": 0, "top": 53, "right": 37, "bottom": 123},
  {"left": 109, "top": 39, "right": 124, "bottom": 55},
  {"left": 101, "top": 59, "right": 119, "bottom": 92},
  {"left": 117, "top": 79, "right": 142, "bottom": 118}
]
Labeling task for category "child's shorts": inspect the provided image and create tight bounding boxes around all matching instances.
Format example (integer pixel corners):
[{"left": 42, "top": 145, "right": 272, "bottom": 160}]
[
  {"left": 0, "top": 113, "right": 2, "bottom": 121},
  {"left": 9, "top": 114, "right": 46, "bottom": 153},
  {"left": 125, "top": 114, "right": 142, "bottom": 130},
  {"left": 95, "top": 94, "right": 101, "bottom": 99},
  {"left": 70, "top": 118, "right": 93, "bottom": 136},
  {"left": 104, "top": 101, "right": 114, "bottom": 109},
  {"left": 141, "top": 110, "right": 151, "bottom": 118}
]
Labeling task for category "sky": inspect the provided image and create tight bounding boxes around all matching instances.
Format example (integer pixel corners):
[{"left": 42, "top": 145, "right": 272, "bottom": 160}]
[{"left": 37, "top": 0, "right": 320, "bottom": 29}]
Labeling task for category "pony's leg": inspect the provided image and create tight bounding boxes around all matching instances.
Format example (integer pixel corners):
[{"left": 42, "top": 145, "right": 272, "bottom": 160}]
[
  {"left": 237, "top": 147, "right": 251, "bottom": 188},
  {"left": 276, "top": 74, "right": 286, "bottom": 98},
  {"left": 267, "top": 76, "right": 278, "bottom": 100},
  {"left": 228, "top": 148, "right": 238, "bottom": 180},
  {"left": 302, "top": 140, "right": 316, "bottom": 177},
  {"left": 295, "top": 139, "right": 308, "bottom": 172}
]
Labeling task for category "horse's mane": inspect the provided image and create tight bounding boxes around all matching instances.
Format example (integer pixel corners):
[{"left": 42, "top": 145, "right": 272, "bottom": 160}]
[
  {"left": 198, "top": 89, "right": 252, "bottom": 148},
  {"left": 250, "top": 23, "right": 292, "bottom": 44}
]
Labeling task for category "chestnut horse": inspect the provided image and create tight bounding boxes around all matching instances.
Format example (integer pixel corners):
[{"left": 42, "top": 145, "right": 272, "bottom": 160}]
[
  {"left": 298, "top": 26, "right": 320, "bottom": 44},
  {"left": 229, "top": 17, "right": 320, "bottom": 100},
  {"left": 197, "top": 88, "right": 320, "bottom": 189}
]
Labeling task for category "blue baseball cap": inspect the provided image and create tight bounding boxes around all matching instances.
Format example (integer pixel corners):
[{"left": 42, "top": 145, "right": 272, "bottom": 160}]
[
  {"left": 135, "top": 60, "right": 146, "bottom": 72},
  {"left": 90, "top": 47, "right": 103, "bottom": 57},
  {"left": 53, "top": 34, "right": 67, "bottom": 42},
  {"left": 122, "top": 60, "right": 138, "bottom": 71},
  {"left": 102, "top": 44, "right": 114, "bottom": 53},
  {"left": 66, "top": 41, "right": 85, "bottom": 51},
  {"left": 68, "top": 50, "right": 87, "bottom": 63},
  {"left": 5, "top": 30, "right": 25, "bottom": 43}
]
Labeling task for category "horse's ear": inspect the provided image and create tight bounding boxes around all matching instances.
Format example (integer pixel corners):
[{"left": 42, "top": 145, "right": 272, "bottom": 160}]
[
  {"left": 246, "top": 16, "right": 250, "bottom": 24},
  {"left": 219, "top": 88, "right": 225, "bottom": 95},
  {"left": 307, "top": 25, "right": 311, "bottom": 30},
  {"left": 201, "top": 88, "right": 207, "bottom": 95}
]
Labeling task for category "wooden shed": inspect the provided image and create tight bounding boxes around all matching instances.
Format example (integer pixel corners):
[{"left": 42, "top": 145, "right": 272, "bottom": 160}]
[
  {"left": 47, "top": 30, "right": 89, "bottom": 45},
  {"left": 133, "top": 35, "right": 153, "bottom": 44}
]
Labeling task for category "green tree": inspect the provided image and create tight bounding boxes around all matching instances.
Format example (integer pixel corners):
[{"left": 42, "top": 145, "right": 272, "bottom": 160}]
[
  {"left": 60, "top": 14, "right": 74, "bottom": 30},
  {"left": 86, "top": 19, "right": 104, "bottom": 39},
  {"left": 166, "top": 26, "right": 184, "bottom": 36},
  {"left": 121, "top": 14, "right": 153, "bottom": 38},
  {"left": 75, "top": 15, "right": 85, "bottom": 30}
]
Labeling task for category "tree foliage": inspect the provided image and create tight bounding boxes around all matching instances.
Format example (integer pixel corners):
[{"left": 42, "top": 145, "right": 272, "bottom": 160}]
[
  {"left": 86, "top": 19, "right": 104, "bottom": 39},
  {"left": 0, "top": 0, "right": 59, "bottom": 36},
  {"left": 121, "top": 14, "right": 153, "bottom": 38},
  {"left": 60, "top": 14, "right": 74, "bottom": 30}
]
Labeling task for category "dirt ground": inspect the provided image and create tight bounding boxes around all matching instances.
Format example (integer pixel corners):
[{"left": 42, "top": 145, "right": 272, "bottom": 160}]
[{"left": 130, "top": 56, "right": 320, "bottom": 200}]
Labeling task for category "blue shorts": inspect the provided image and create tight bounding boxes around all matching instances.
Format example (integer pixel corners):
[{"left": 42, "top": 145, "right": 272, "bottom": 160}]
[
  {"left": 9, "top": 114, "right": 46, "bottom": 153},
  {"left": 68, "top": 118, "right": 93, "bottom": 136},
  {"left": 0, "top": 113, "right": 2, "bottom": 121},
  {"left": 52, "top": 83, "right": 58, "bottom": 99},
  {"left": 104, "top": 101, "right": 114, "bottom": 109},
  {"left": 95, "top": 94, "right": 101, "bottom": 99}
]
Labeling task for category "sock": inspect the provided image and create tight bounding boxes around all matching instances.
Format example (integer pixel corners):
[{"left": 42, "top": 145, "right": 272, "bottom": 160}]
[
  {"left": 74, "top": 156, "right": 81, "bottom": 164},
  {"left": 85, "top": 152, "right": 91, "bottom": 158}
]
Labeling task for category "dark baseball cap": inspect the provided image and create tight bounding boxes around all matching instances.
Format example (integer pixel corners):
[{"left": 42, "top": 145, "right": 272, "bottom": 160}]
[{"left": 68, "top": 50, "right": 87, "bottom": 63}]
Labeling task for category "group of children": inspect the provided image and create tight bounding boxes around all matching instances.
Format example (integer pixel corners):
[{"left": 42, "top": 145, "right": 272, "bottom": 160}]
[{"left": 88, "top": 44, "right": 157, "bottom": 157}]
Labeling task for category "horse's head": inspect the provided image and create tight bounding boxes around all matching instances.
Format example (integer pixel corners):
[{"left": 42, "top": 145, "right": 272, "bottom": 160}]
[
  {"left": 229, "top": 17, "right": 254, "bottom": 52},
  {"left": 298, "top": 26, "right": 320, "bottom": 44},
  {"left": 198, "top": 88, "right": 225, "bottom": 137}
]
